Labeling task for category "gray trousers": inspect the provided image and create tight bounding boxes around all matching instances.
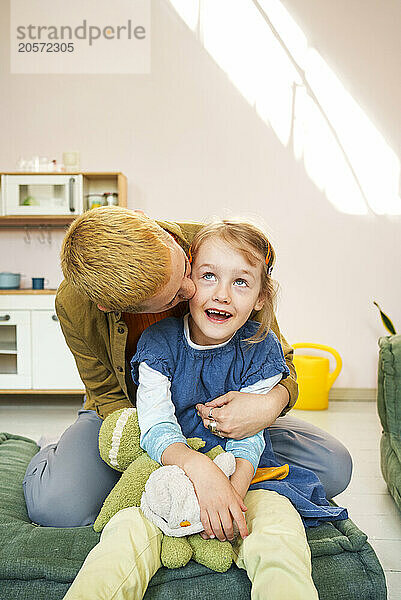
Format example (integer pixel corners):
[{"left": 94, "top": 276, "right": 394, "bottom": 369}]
[{"left": 23, "top": 409, "right": 352, "bottom": 527}]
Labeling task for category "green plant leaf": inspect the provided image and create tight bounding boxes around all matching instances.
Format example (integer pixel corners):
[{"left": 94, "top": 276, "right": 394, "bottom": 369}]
[{"left": 373, "top": 301, "right": 396, "bottom": 335}]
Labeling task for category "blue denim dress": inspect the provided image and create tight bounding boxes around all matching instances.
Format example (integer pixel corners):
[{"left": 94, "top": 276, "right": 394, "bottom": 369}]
[{"left": 132, "top": 317, "right": 347, "bottom": 526}]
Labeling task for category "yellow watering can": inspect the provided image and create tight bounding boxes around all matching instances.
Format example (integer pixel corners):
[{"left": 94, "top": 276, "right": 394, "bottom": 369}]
[{"left": 292, "top": 343, "right": 342, "bottom": 410}]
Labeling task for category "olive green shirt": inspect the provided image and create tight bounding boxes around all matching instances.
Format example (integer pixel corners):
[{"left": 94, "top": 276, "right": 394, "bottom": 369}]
[{"left": 55, "top": 220, "right": 298, "bottom": 420}]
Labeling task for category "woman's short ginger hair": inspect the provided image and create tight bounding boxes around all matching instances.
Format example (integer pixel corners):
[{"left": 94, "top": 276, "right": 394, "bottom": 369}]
[
  {"left": 190, "top": 220, "right": 277, "bottom": 343},
  {"left": 60, "top": 207, "right": 171, "bottom": 311}
]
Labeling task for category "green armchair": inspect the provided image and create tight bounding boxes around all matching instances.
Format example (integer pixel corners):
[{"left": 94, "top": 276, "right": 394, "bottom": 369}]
[{"left": 377, "top": 334, "right": 401, "bottom": 511}]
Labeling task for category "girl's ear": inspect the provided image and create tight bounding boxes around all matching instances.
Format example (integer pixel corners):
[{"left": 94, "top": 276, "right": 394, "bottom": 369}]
[{"left": 254, "top": 295, "right": 265, "bottom": 312}]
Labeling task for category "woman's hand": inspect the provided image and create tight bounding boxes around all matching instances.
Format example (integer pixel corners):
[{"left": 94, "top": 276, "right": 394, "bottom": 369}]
[{"left": 196, "top": 384, "right": 289, "bottom": 439}]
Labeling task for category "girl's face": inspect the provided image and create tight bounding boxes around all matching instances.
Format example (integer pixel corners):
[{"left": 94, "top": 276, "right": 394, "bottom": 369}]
[{"left": 189, "top": 238, "right": 265, "bottom": 346}]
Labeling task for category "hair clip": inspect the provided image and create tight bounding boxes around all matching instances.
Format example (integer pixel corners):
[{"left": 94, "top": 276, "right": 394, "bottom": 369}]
[
  {"left": 265, "top": 243, "right": 271, "bottom": 265},
  {"left": 265, "top": 241, "right": 272, "bottom": 268},
  {"left": 265, "top": 241, "right": 274, "bottom": 275},
  {"left": 188, "top": 245, "right": 193, "bottom": 264}
]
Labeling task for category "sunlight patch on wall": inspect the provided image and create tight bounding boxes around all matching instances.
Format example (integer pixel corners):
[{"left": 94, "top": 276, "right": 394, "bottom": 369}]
[
  {"left": 168, "top": 0, "right": 199, "bottom": 31},
  {"left": 168, "top": 0, "right": 401, "bottom": 216},
  {"left": 293, "top": 84, "right": 367, "bottom": 214},
  {"left": 201, "top": 0, "right": 263, "bottom": 106},
  {"left": 305, "top": 48, "right": 400, "bottom": 215}
]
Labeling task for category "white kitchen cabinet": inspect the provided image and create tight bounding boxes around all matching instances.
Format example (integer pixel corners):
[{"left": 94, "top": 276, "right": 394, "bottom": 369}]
[
  {"left": 31, "top": 310, "right": 83, "bottom": 389},
  {"left": 0, "top": 293, "right": 83, "bottom": 392},
  {"left": 0, "top": 310, "right": 31, "bottom": 388}
]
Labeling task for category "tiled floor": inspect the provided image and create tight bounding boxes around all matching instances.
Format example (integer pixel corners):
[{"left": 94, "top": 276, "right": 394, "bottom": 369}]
[
  {"left": 295, "top": 401, "right": 401, "bottom": 600},
  {"left": 1, "top": 399, "right": 400, "bottom": 598}
]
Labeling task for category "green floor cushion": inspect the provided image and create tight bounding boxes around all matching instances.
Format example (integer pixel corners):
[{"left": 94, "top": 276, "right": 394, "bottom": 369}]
[
  {"left": 378, "top": 334, "right": 401, "bottom": 511},
  {"left": 0, "top": 433, "right": 387, "bottom": 600}
]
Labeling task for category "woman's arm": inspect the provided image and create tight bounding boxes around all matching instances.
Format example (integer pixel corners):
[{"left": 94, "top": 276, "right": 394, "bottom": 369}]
[
  {"left": 56, "top": 283, "right": 131, "bottom": 419},
  {"left": 196, "top": 375, "right": 288, "bottom": 440},
  {"left": 268, "top": 313, "right": 298, "bottom": 414}
]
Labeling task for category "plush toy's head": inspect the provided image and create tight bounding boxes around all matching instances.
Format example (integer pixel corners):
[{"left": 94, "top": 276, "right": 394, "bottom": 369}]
[{"left": 99, "top": 407, "right": 144, "bottom": 472}]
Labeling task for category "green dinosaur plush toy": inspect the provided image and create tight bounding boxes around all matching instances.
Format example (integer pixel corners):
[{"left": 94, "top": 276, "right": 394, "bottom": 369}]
[{"left": 94, "top": 407, "right": 235, "bottom": 573}]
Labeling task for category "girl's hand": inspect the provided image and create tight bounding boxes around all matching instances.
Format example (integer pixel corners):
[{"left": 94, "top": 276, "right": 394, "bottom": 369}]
[
  {"left": 161, "top": 443, "right": 248, "bottom": 541},
  {"left": 182, "top": 452, "right": 249, "bottom": 542},
  {"left": 196, "top": 385, "right": 289, "bottom": 439}
]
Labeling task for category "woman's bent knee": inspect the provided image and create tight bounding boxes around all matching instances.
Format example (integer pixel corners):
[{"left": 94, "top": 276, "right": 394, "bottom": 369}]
[
  {"left": 23, "top": 442, "right": 120, "bottom": 527},
  {"left": 270, "top": 415, "right": 353, "bottom": 498},
  {"left": 23, "top": 411, "right": 120, "bottom": 527},
  {"left": 324, "top": 440, "right": 353, "bottom": 498},
  {"left": 23, "top": 457, "right": 99, "bottom": 527},
  {"left": 25, "top": 491, "right": 95, "bottom": 527}
]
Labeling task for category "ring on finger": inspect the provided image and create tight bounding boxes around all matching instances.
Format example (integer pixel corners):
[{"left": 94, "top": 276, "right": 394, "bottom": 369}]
[
  {"left": 208, "top": 420, "right": 218, "bottom": 434},
  {"left": 208, "top": 420, "right": 225, "bottom": 438},
  {"left": 208, "top": 408, "right": 214, "bottom": 419}
]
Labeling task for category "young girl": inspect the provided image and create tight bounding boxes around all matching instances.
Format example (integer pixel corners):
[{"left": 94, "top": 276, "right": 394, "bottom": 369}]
[
  {"left": 64, "top": 220, "right": 346, "bottom": 600},
  {"left": 132, "top": 221, "right": 346, "bottom": 591}
]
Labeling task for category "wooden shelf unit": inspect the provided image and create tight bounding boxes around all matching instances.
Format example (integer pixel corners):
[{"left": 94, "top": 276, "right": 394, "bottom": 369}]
[
  {"left": 0, "top": 389, "right": 84, "bottom": 395},
  {"left": 0, "top": 172, "right": 127, "bottom": 227},
  {"left": 0, "top": 289, "right": 57, "bottom": 295}
]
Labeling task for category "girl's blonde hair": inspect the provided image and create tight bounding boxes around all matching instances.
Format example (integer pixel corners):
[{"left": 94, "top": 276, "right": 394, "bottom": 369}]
[
  {"left": 190, "top": 220, "right": 277, "bottom": 343},
  {"left": 60, "top": 207, "right": 171, "bottom": 311}
]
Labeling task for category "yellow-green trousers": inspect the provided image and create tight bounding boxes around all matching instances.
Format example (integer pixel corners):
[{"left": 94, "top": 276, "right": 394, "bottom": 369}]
[{"left": 63, "top": 490, "right": 318, "bottom": 600}]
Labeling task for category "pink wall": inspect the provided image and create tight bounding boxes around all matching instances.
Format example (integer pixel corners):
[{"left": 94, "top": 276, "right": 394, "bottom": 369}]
[{"left": 0, "top": 0, "right": 400, "bottom": 387}]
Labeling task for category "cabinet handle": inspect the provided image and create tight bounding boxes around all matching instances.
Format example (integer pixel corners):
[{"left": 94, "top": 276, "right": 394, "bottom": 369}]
[
  {"left": 0, "top": 314, "right": 10, "bottom": 321},
  {"left": 69, "top": 177, "right": 75, "bottom": 213},
  {"left": 52, "top": 314, "right": 59, "bottom": 322}
]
